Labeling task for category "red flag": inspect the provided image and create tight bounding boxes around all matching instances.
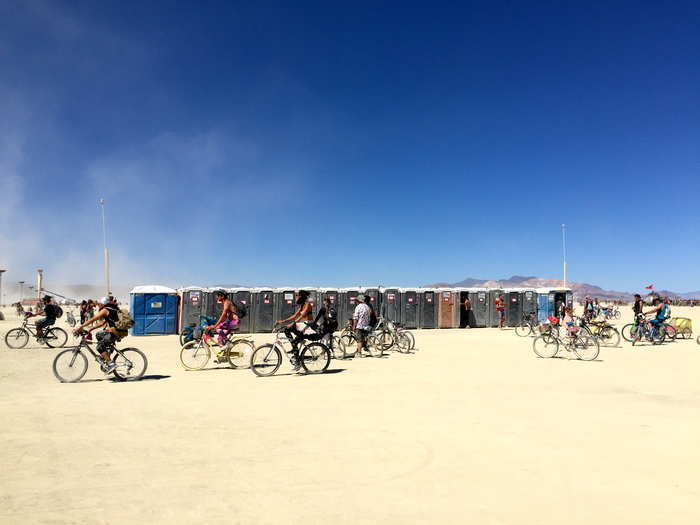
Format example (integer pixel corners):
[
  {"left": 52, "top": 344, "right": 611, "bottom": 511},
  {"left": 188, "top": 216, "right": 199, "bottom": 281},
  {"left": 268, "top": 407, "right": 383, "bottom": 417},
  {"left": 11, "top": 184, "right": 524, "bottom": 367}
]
[{"left": 645, "top": 284, "right": 654, "bottom": 290}]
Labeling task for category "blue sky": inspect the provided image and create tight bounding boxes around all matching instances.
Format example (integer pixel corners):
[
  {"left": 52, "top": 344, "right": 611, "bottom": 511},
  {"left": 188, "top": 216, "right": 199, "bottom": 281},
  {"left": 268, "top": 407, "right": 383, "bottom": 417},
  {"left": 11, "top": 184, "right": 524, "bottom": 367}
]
[{"left": 1, "top": 1, "right": 699, "bottom": 297}]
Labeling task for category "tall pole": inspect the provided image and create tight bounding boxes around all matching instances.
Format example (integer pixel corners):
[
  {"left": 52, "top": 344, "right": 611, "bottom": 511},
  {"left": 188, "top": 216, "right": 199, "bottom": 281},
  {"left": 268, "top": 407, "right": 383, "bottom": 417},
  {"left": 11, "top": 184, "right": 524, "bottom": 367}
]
[
  {"left": 0, "top": 270, "right": 5, "bottom": 306},
  {"left": 18, "top": 281, "right": 25, "bottom": 302},
  {"left": 100, "top": 199, "right": 111, "bottom": 295},
  {"left": 562, "top": 224, "right": 567, "bottom": 289}
]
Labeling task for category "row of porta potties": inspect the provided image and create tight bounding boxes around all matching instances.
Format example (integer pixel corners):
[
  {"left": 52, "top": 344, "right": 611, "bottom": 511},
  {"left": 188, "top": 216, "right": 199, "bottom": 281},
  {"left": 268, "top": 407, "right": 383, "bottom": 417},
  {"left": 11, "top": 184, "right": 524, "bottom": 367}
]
[{"left": 128, "top": 285, "right": 573, "bottom": 336}]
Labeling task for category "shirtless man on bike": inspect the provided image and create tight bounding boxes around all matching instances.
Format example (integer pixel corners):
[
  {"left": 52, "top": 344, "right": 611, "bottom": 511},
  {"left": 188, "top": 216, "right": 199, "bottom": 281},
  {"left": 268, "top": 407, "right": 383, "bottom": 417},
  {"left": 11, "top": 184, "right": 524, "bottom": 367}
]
[
  {"left": 206, "top": 290, "right": 240, "bottom": 346},
  {"left": 72, "top": 297, "right": 123, "bottom": 373},
  {"left": 275, "top": 290, "right": 314, "bottom": 368}
]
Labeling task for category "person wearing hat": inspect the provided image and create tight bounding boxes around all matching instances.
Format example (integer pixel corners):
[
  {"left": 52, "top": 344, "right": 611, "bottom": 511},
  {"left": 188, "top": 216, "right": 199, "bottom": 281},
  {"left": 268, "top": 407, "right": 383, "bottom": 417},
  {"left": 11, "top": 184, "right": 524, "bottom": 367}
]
[
  {"left": 30, "top": 295, "right": 59, "bottom": 342},
  {"left": 352, "top": 294, "right": 372, "bottom": 357},
  {"left": 275, "top": 290, "right": 315, "bottom": 368},
  {"left": 72, "top": 296, "right": 122, "bottom": 373}
]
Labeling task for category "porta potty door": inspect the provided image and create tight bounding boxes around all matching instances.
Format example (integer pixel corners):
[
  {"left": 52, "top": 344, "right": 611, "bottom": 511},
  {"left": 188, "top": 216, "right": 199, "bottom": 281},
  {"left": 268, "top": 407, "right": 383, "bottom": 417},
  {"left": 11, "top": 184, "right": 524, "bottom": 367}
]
[
  {"left": 363, "top": 288, "right": 380, "bottom": 317},
  {"left": 132, "top": 293, "right": 178, "bottom": 335},
  {"left": 275, "top": 290, "right": 296, "bottom": 323},
  {"left": 419, "top": 291, "right": 437, "bottom": 328},
  {"left": 506, "top": 292, "right": 522, "bottom": 327},
  {"left": 471, "top": 291, "right": 489, "bottom": 327},
  {"left": 537, "top": 294, "right": 550, "bottom": 322},
  {"left": 401, "top": 291, "right": 418, "bottom": 329},
  {"left": 438, "top": 291, "right": 455, "bottom": 328},
  {"left": 231, "top": 290, "right": 251, "bottom": 333},
  {"left": 340, "top": 290, "right": 360, "bottom": 326},
  {"left": 489, "top": 290, "right": 505, "bottom": 327},
  {"left": 180, "top": 289, "right": 204, "bottom": 330},
  {"left": 522, "top": 291, "right": 537, "bottom": 320},
  {"left": 252, "top": 290, "right": 274, "bottom": 332},
  {"left": 382, "top": 289, "right": 400, "bottom": 322}
]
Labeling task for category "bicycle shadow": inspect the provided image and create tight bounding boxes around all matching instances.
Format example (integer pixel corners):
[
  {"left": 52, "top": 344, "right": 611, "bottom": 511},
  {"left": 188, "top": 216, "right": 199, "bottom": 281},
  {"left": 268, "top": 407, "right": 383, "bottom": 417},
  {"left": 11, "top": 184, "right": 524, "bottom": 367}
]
[
  {"left": 260, "top": 368, "right": 347, "bottom": 378},
  {"left": 73, "top": 374, "right": 172, "bottom": 383}
]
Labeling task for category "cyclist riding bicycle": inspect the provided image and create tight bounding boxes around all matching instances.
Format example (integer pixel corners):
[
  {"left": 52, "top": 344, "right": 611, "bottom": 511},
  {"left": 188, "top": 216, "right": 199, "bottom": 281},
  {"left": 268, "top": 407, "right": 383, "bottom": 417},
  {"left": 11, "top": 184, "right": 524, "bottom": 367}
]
[
  {"left": 206, "top": 290, "right": 239, "bottom": 346},
  {"left": 644, "top": 297, "right": 669, "bottom": 337},
  {"left": 312, "top": 297, "right": 338, "bottom": 346},
  {"left": 26, "top": 295, "right": 59, "bottom": 342},
  {"left": 275, "top": 290, "right": 315, "bottom": 369},
  {"left": 72, "top": 297, "right": 125, "bottom": 374}
]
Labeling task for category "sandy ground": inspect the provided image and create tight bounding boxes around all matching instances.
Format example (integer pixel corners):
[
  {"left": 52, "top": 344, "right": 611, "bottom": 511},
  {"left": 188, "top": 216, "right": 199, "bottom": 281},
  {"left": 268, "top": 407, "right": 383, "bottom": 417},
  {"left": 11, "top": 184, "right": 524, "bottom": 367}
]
[{"left": 1, "top": 305, "right": 699, "bottom": 525}]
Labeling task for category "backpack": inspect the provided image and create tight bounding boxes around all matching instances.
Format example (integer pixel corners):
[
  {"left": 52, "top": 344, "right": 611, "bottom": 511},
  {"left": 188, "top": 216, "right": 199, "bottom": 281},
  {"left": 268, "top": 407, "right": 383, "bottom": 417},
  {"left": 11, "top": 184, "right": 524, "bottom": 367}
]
[
  {"left": 234, "top": 301, "right": 247, "bottom": 319},
  {"left": 115, "top": 309, "right": 135, "bottom": 331},
  {"left": 322, "top": 306, "right": 338, "bottom": 333},
  {"left": 661, "top": 304, "right": 670, "bottom": 320},
  {"left": 54, "top": 305, "right": 64, "bottom": 318},
  {"left": 369, "top": 307, "right": 378, "bottom": 329}
]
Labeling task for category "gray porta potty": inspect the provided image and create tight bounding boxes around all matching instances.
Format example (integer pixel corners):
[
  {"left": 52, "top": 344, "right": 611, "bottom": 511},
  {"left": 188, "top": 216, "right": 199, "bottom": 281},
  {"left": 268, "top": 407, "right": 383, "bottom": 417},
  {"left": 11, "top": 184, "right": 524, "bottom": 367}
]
[
  {"left": 419, "top": 289, "right": 437, "bottom": 329},
  {"left": 274, "top": 288, "right": 297, "bottom": 324},
  {"left": 521, "top": 290, "right": 537, "bottom": 321},
  {"left": 251, "top": 288, "right": 275, "bottom": 333},
  {"left": 339, "top": 288, "right": 360, "bottom": 327},
  {"left": 381, "top": 288, "right": 401, "bottom": 323},
  {"left": 488, "top": 289, "right": 505, "bottom": 327},
  {"left": 470, "top": 289, "right": 489, "bottom": 327},
  {"left": 400, "top": 288, "right": 419, "bottom": 329},
  {"left": 505, "top": 290, "right": 522, "bottom": 327},
  {"left": 179, "top": 288, "right": 206, "bottom": 331}
]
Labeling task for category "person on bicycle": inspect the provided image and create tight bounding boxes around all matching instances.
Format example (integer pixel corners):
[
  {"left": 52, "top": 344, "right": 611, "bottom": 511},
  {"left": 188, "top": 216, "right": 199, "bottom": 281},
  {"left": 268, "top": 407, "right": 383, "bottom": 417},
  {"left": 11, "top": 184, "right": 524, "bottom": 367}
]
[
  {"left": 632, "top": 294, "right": 644, "bottom": 317},
  {"left": 352, "top": 294, "right": 372, "bottom": 356},
  {"left": 644, "top": 298, "right": 668, "bottom": 338},
  {"left": 26, "top": 295, "right": 59, "bottom": 342},
  {"left": 312, "top": 297, "right": 338, "bottom": 348},
  {"left": 495, "top": 295, "right": 505, "bottom": 329},
  {"left": 72, "top": 297, "right": 124, "bottom": 373},
  {"left": 275, "top": 290, "right": 315, "bottom": 367},
  {"left": 207, "top": 290, "right": 239, "bottom": 346}
]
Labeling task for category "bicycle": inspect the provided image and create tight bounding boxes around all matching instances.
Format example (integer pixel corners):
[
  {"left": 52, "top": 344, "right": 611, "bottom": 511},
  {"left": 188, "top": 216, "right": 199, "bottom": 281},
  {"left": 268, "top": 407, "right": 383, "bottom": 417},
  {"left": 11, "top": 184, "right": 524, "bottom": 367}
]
[
  {"left": 179, "top": 315, "right": 216, "bottom": 346},
  {"left": 515, "top": 312, "right": 538, "bottom": 337},
  {"left": 5, "top": 314, "right": 68, "bottom": 349},
  {"left": 52, "top": 330, "right": 148, "bottom": 382},
  {"left": 630, "top": 314, "right": 665, "bottom": 346},
  {"left": 179, "top": 328, "right": 254, "bottom": 370},
  {"left": 338, "top": 321, "right": 386, "bottom": 357},
  {"left": 532, "top": 326, "right": 600, "bottom": 361},
  {"left": 579, "top": 318, "right": 621, "bottom": 347},
  {"left": 250, "top": 328, "right": 331, "bottom": 376}
]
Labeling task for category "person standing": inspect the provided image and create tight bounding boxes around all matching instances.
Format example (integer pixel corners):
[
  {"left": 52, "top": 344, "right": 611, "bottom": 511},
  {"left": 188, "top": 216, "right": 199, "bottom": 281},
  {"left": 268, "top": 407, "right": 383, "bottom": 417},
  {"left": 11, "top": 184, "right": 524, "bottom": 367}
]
[
  {"left": 352, "top": 294, "right": 372, "bottom": 356},
  {"left": 495, "top": 295, "right": 505, "bottom": 329},
  {"left": 463, "top": 296, "right": 472, "bottom": 328}
]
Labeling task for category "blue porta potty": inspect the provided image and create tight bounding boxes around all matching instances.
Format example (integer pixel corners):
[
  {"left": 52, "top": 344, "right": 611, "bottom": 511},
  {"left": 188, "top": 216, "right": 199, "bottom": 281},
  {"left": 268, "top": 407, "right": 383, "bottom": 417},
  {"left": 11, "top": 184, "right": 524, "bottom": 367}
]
[{"left": 130, "top": 285, "right": 179, "bottom": 335}]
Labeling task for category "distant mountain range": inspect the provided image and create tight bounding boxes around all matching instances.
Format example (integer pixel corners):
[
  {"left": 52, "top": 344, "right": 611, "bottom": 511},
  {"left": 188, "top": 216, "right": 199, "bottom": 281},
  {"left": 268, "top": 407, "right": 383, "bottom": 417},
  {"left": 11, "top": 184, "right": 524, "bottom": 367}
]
[{"left": 424, "top": 276, "right": 700, "bottom": 301}]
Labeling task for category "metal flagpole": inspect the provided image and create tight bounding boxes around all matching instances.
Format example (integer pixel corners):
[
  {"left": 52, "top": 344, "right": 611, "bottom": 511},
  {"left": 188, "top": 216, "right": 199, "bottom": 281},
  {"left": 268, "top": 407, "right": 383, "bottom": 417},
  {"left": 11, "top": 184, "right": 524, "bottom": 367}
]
[
  {"left": 100, "top": 199, "right": 111, "bottom": 295},
  {"left": 562, "top": 224, "right": 567, "bottom": 289}
]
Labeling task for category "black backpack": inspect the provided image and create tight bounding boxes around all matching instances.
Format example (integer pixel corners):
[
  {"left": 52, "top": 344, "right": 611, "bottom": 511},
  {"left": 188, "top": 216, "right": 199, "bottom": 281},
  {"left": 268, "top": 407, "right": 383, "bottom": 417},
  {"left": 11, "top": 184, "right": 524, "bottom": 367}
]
[
  {"left": 323, "top": 306, "right": 338, "bottom": 333},
  {"left": 369, "top": 307, "right": 378, "bottom": 329},
  {"left": 234, "top": 301, "right": 247, "bottom": 319}
]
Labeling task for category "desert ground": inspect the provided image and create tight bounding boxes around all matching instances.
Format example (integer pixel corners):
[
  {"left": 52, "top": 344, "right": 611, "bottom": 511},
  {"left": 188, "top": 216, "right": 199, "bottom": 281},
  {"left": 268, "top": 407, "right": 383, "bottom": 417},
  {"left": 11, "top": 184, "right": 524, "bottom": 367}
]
[{"left": 1, "top": 305, "right": 699, "bottom": 525}]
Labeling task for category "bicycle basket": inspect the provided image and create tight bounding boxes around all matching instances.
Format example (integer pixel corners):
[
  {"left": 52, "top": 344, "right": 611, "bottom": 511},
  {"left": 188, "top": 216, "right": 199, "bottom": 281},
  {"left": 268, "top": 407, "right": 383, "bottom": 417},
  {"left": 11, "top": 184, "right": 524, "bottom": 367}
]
[{"left": 538, "top": 324, "right": 552, "bottom": 335}]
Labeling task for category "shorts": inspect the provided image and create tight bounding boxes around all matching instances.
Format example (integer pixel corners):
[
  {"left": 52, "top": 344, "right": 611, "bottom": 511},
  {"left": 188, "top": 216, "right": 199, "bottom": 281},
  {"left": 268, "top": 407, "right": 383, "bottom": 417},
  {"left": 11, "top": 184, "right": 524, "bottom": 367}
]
[
  {"left": 217, "top": 319, "right": 240, "bottom": 332},
  {"left": 498, "top": 310, "right": 505, "bottom": 319},
  {"left": 355, "top": 328, "right": 369, "bottom": 345},
  {"left": 35, "top": 318, "right": 55, "bottom": 330}
]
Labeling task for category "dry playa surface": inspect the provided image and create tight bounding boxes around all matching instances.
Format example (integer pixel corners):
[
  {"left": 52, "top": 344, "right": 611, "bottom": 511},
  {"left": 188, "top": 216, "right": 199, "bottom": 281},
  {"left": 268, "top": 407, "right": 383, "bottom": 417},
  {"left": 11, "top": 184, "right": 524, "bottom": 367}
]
[{"left": 1, "top": 306, "right": 700, "bottom": 525}]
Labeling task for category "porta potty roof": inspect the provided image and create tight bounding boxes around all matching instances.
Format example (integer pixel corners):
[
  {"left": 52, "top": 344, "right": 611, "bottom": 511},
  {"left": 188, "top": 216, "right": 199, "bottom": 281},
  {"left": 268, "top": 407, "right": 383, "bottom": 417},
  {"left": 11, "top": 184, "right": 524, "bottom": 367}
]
[{"left": 130, "top": 285, "right": 177, "bottom": 294}]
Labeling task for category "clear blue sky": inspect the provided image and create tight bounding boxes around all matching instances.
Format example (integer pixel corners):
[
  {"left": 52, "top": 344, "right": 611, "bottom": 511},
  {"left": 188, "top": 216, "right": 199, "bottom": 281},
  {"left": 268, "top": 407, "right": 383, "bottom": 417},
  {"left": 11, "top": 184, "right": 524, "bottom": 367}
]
[{"left": 1, "top": 1, "right": 698, "bottom": 294}]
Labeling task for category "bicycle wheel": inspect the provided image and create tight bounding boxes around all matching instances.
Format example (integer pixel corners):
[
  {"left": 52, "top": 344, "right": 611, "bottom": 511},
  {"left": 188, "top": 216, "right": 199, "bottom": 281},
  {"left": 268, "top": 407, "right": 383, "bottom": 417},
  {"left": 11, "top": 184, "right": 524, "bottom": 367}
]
[
  {"left": 45, "top": 327, "right": 68, "bottom": 348},
  {"left": 341, "top": 333, "right": 358, "bottom": 356},
  {"left": 664, "top": 325, "right": 677, "bottom": 341},
  {"left": 614, "top": 310, "right": 621, "bottom": 319},
  {"left": 300, "top": 342, "right": 331, "bottom": 373},
  {"left": 330, "top": 335, "right": 346, "bottom": 360},
  {"left": 250, "top": 344, "right": 282, "bottom": 377},
  {"left": 533, "top": 335, "right": 559, "bottom": 358},
  {"left": 572, "top": 335, "right": 600, "bottom": 361},
  {"left": 515, "top": 324, "right": 533, "bottom": 337},
  {"left": 680, "top": 328, "right": 691, "bottom": 340},
  {"left": 376, "top": 329, "right": 395, "bottom": 351},
  {"left": 651, "top": 326, "right": 665, "bottom": 345},
  {"left": 366, "top": 334, "right": 384, "bottom": 357},
  {"left": 113, "top": 348, "right": 148, "bottom": 381},
  {"left": 53, "top": 348, "right": 89, "bottom": 382},
  {"left": 621, "top": 324, "right": 636, "bottom": 342},
  {"left": 4, "top": 328, "right": 29, "bottom": 349},
  {"left": 599, "top": 326, "right": 620, "bottom": 347},
  {"left": 227, "top": 339, "right": 255, "bottom": 369},
  {"left": 180, "top": 340, "right": 211, "bottom": 370},
  {"left": 395, "top": 331, "right": 412, "bottom": 353},
  {"left": 402, "top": 330, "right": 416, "bottom": 350}
]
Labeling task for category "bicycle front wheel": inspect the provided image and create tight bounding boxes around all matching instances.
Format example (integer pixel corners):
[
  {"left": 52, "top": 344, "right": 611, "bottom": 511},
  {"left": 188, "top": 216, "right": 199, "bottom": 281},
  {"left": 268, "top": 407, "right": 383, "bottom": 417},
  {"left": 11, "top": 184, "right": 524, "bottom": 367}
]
[
  {"left": 533, "top": 335, "right": 559, "bottom": 358},
  {"left": 45, "top": 327, "right": 68, "bottom": 348},
  {"left": 251, "top": 344, "right": 282, "bottom": 377},
  {"left": 664, "top": 325, "right": 677, "bottom": 341},
  {"left": 395, "top": 331, "right": 412, "bottom": 353},
  {"left": 53, "top": 348, "right": 89, "bottom": 382},
  {"left": 113, "top": 348, "right": 148, "bottom": 381},
  {"left": 599, "top": 326, "right": 620, "bottom": 347},
  {"left": 515, "top": 324, "right": 533, "bottom": 337},
  {"left": 621, "top": 324, "right": 636, "bottom": 342},
  {"left": 5, "top": 328, "right": 29, "bottom": 349},
  {"left": 330, "top": 335, "right": 346, "bottom": 360},
  {"left": 366, "top": 334, "right": 384, "bottom": 358},
  {"left": 572, "top": 335, "right": 600, "bottom": 361},
  {"left": 180, "top": 340, "right": 211, "bottom": 370},
  {"left": 300, "top": 342, "right": 331, "bottom": 373},
  {"left": 402, "top": 330, "right": 416, "bottom": 350},
  {"left": 376, "top": 329, "right": 395, "bottom": 351},
  {"left": 227, "top": 339, "right": 255, "bottom": 369}
]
